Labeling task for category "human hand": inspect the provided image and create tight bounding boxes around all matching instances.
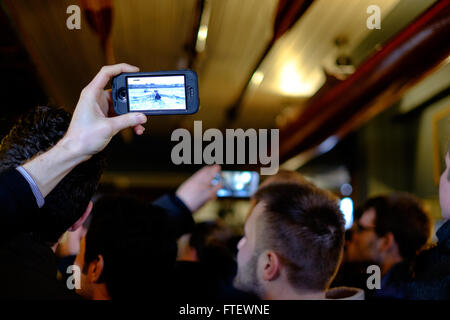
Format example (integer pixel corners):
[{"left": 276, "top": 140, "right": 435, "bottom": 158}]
[
  {"left": 63, "top": 63, "right": 147, "bottom": 159},
  {"left": 176, "top": 165, "right": 222, "bottom": 213}
]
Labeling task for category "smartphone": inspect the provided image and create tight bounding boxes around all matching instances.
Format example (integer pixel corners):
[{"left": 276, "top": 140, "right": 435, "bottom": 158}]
[
  {"left": 213, "top": 171, "right": 260, "bottom": 198},
  {"left": 112, "top": 70, "right": 199, "bottom": 115}
]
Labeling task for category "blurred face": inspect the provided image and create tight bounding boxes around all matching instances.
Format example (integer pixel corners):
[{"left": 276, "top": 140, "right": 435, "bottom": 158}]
[
  {"left": 234, "top": 201, "right": 264, "bottom": 297},
  {"left": 439, "top": 152, "right": 450, "bottom": 219},
  {"left": 347, "top": 208, "right": 382, "bottom": 263}
]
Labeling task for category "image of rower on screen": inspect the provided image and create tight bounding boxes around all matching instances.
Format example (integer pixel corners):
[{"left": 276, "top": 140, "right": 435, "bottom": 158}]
[{"left": 154, "top": 90, "right": 161, "bottom": 101}]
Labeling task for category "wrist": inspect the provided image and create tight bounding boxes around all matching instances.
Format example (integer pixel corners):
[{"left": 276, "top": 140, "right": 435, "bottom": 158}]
[
  {"left": 172, "top": 193, "right": 193, "bottom": 214},
  {"left": 21, "top": 136, "right": 90, "bottom": 198},
  {"left": 56, "top": 135, "right": 91, "bottom": 163},
  {"left": 175, "top": 190, "right": 194, "bottom": 213}
]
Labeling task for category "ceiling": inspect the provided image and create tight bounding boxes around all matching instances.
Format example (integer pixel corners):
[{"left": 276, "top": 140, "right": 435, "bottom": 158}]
[
  {"left": 0, "top": 0, "right": 441, "bottom": 188},
  {"left": 2, "top": 0, "right": 401, "bottom": 132}
]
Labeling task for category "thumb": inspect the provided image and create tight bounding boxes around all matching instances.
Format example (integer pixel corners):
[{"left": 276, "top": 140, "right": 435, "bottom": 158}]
[{"left": 108, "top": 113, "right": 147, "bottom": 135}]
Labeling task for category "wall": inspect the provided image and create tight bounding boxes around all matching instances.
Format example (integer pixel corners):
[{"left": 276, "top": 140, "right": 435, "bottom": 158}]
[{"left": 357, "top": 64, "right": 450, "bottom": 221}]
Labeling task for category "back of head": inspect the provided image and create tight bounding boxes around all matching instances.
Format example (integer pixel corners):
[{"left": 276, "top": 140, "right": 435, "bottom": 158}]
[
  {"left": 0, "top": 106, "right": 104, "bottom": 244},
  {"left": 259, "top": 169, "right": 315, "bottom": 189},
  {"left": 189, "top": 221, "right": 234, "bottom": 258},
  {"left": 363, "top": 193, "right": 432, "bottom": 260},
  {"left": 253, "top": 182, "right": 345, "bottom": 292},
  {"left": 189, "top": 221, "right": 236, "bottom": 280},
  {"left": 84, "top": 195, "right": 177, "bottom": 299}
]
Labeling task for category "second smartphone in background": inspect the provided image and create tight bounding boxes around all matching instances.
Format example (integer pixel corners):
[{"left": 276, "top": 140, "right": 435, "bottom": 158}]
[{"left": 214, "top": 171, "right": 260, "bottom": 198}]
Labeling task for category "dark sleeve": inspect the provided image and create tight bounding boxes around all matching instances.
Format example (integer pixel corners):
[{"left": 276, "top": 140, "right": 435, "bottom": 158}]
[
  {"left": 0, "top": 168, "right": 40, "bottom": 242},
  {"left": 153, "top": 194, "right": 195, "bottom": 238}
]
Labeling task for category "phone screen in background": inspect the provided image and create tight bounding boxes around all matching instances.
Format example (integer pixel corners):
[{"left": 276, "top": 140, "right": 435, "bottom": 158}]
[
  {"left": 127, "top": 75, "right": 187, "bottom": 111},
  {"left": 216, "top": 171, "right": 259, "bottom": 198}
]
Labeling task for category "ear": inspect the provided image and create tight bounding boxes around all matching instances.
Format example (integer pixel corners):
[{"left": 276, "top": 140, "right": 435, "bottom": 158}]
[
  {"left": 261, "top": 251, "right": 281, "bottom": 281},
  {"left": 69, "top": 201, "right": 93, "bottom": 232},
  {"left": 177, "top": 234, "right": 199, "bottom": 262},
  {"left": 379, "top": 232, "right": 396, "bottom": 252},
  {"left": 87, "top": 254, "right": 105, "bottom": 283}
]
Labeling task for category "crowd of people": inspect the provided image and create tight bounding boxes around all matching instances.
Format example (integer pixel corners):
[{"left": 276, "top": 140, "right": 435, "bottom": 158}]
[{"left": 0, "top": 64, "right": 448, "bottom": 300}]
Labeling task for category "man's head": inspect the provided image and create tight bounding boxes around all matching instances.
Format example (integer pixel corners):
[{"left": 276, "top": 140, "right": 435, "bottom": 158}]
[
  {"left": 439, "top": 151, "right": 450, "bottom": 219},
  {"left": 234, "top": 182, "right": 345, "bottom": 299},
  {"left": 349, "top": 193, "right": 431, "bottom": 268},
  {"left": 178, "top": 221, "right": 234, "bottom": 262},
  {"left": 75, "top": 195, "right": 177, "bottom": 300},
  {"left": 0, "top": 106, "right": 104, "bottom": 245}
]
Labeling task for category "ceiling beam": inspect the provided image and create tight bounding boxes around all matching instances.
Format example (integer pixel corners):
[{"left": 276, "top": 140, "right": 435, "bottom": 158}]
[{"left": 279, "top": 0, "right": 450, "bottom": 165}]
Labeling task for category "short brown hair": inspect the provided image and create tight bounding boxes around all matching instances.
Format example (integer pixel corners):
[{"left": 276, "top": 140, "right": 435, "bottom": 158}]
[
  {"left": 253, "top": 182, "right": 345, "bottom": 291},
  {"left": 259, "top": 169, "right": 315, "bottom": 188}
]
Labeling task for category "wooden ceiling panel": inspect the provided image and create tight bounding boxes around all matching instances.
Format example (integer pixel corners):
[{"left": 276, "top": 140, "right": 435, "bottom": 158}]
[
  {"left": 3, "top": 0, "right": 105, "bottom": 109},
  {"left": 196, "top": 0, "right": 279, "bottom": 129},
  {"left": 112, "top": 0, "right": 198, "bottom": 71}
]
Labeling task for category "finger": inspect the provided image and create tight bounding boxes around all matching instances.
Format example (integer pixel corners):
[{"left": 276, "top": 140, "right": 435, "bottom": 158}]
[
  {"left": 105, "top": 90, "right": 117, "bottom": 117},
  {"left": 133, "top": 124, "right": 146, "bottom": 135},
  {"left": 213, "top": 182, "right": 222, "bottom": 192},
  {"left": 206, "top": 164, "right": 221, "bottom": 178},
  {"left": 209, "top": 183, "right": 222, "bottom": 199},
  {"left": 89, "top": 63, "right": 139, "bottom": 91},
  {"left": 108, "top": 112, "right": 147, "bottom": 136}
]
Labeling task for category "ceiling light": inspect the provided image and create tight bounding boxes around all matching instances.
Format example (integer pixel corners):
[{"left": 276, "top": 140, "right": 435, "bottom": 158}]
[
  {"left": 340, "top": 197, "right": 354, "bottom": 230},
  {"left": 251, "top": 71, "right": 264, "bottom": 86},
  {"left": 196, "top": 25, "right": 208, "bottom": 52},
  {"left": 195, "top": 0, "right": 212, "bottom": 53},
  {"left": 280, "top": 62, "right": 315, "bottom": 96}
]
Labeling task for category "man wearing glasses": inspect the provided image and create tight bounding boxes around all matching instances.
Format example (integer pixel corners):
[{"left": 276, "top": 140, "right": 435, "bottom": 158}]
[{"left": 345, "top": 193, "right": 432, "bottom": 299}]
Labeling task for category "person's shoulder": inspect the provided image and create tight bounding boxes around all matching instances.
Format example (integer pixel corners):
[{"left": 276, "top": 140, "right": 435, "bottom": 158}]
[
  {"left": 436, "top": 220, "right": 450, "bottom": 247},
  {"left": 326, "top": 287, "right": 365, "bottom": 300},
  {"left": 414, "top": 240, "right": 450, "bottom": 275},
  {"left": 404, "top": 231, "right": 450, "bottom": 299}
]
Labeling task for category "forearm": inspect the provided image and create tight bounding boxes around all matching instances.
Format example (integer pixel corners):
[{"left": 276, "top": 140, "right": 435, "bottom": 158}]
[
  {"left": 153, "top": 194, "right": 195, "bottom": 238},
  {"left": 22, "top": 137, "right": 89, "bottom": 198}
]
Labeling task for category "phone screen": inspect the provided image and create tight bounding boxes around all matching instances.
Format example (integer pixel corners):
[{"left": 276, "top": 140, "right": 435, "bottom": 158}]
[
  {"left": 216, "top": 171, "right": 259, "bottom": 198},
  {"left": 126, "top": 75, "right": 187, "bottom": 111}
]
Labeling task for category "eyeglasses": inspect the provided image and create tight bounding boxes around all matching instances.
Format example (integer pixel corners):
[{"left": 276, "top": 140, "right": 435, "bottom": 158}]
[{"left": 353, "top": 222, "right": 376, "bottom": 233}]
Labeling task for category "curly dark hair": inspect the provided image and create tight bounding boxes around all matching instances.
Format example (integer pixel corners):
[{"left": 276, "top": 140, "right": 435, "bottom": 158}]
[{"left": 0, "top": 106, "right": 105, "bottom": 245}]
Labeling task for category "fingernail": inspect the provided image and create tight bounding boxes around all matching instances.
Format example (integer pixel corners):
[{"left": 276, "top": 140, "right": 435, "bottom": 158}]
[{"left": 137, "top": 114, "right": 147, "bottom": 123}]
